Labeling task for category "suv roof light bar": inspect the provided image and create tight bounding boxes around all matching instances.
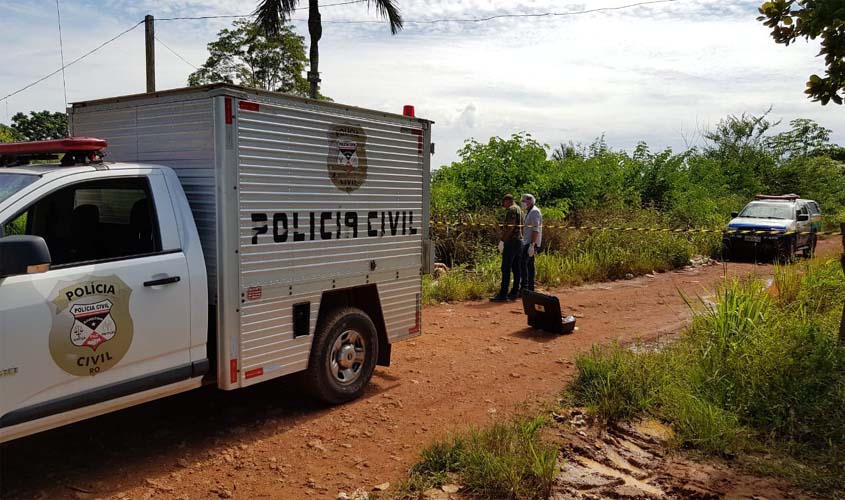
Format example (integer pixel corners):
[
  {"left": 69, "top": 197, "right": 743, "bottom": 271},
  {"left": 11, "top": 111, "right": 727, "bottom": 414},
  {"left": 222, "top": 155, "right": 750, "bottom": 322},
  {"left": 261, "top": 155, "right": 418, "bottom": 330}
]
[{"left": 754, "top": 194, "right": 799, "bottom": 201}]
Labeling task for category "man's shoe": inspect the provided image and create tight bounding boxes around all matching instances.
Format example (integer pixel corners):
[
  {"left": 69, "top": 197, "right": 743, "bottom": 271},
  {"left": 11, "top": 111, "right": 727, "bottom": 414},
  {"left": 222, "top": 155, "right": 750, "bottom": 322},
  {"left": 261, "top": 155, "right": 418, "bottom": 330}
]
[
  {"left": 490, "top": 295, "right": 508, "bottom": 302},
  {"left": 507, "top": 292, "right": 519, "bottom": 301}
]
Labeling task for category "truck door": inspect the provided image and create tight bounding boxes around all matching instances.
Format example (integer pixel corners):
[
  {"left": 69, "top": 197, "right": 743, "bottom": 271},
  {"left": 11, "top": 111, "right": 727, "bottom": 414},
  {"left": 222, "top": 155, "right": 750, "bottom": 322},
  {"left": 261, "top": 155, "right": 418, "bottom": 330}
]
[{"left": 0, "top": 173, "right": 193, "bottom": 430}]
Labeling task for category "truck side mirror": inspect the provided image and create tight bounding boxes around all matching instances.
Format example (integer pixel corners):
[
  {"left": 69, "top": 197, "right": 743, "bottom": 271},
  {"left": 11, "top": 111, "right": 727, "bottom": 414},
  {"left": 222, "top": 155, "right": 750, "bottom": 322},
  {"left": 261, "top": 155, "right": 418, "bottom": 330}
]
[
  {"left": 0, "top": 235, "right": 51, "bottom": 278},
  {"left": 797, "top": 214, "right": 809, "bottom": 222},
  {"left": 731, "top": 211, "right": 739, "bottom": 218}
]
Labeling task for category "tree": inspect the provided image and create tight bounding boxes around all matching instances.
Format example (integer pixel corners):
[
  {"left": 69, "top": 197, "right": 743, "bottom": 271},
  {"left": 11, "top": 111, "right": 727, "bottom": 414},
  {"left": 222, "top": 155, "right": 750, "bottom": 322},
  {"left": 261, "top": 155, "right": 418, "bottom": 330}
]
[
  {"left": 702, "top": 112, "right": 778, "bottom": 196},
  {"left": 189, "top": 19, "right": 309, "bottom": 95},
  {"left": 0, "top": 124, "right": 21, "bottom": 143},
  {"left": 255, "top": 0, "right": 403, "bottom": 99},
  {"left": 766, "top": 118, "right": 834, "bottom": 158},
  {"left": 11, "top": 111, "right": 67, "bottom": 141},
  {"left": 758, "top": 1, "right": 845, "bottom": 105}
]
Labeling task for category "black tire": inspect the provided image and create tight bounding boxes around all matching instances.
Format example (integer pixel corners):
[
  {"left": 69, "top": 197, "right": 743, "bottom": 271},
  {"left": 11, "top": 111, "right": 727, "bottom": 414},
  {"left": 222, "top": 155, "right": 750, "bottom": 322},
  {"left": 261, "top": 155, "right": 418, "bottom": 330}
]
[
  {"left": 720, "top": 239, "right": 732, "bottom": 261},
  {"left": 803, "top": 235, "right": 817, "bottom": 259},
  {"left": 305, "top": 307, "right": 378, "bottom": 404},
  {"left": 777, "top": 236, "right": 795, "bottom": 264}
]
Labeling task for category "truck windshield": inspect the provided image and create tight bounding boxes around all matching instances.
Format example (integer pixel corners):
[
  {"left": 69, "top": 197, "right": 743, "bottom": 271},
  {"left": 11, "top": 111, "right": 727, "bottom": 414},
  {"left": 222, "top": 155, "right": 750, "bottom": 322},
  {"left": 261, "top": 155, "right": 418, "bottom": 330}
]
[
  {"left": 739, "top": 203, "right": 793, "bottom": 220},
  {"left": 0, "top": 173, "right": 38, "bottom": 205}
]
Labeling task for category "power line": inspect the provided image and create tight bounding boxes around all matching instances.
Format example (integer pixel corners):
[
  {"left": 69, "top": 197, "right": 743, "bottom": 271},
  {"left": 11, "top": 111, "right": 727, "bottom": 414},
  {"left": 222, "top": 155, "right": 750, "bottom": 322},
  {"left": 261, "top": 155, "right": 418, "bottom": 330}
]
[
  {"left": 0, "top": 20, "right": 144, "bottom": 103},
  {"left": 326, "top": 0, "right": 677, "bottom": 24},
  {"left": 157, "top": 0, "right": 368, "bottom": 21},
  {"left": 1, "top": 0, "right": 678, "bottom": 104},
  {"left": 159, "top": 0, "right": 676, "bottom": 24},
  {"left": 155, "top": 36, "right": 198, "bottom": 69}
]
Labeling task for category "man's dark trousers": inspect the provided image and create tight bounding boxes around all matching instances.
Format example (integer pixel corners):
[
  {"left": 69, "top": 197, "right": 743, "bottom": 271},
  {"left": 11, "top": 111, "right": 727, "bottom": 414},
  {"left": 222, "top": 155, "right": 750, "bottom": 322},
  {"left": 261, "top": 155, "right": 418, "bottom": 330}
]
[
  {"left": 499, "top": 239, "right": 522, "bottom": 297},
  {"left": 521, "top": 243, "right": 536, "bottom": 291}
]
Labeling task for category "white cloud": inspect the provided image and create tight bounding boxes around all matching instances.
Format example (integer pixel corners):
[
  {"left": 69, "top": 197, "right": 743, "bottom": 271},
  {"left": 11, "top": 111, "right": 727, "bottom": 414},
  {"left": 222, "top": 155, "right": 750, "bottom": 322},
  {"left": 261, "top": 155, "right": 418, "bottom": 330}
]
[{"left": 1, "top": 0, "right": 843, "bottom": 169}]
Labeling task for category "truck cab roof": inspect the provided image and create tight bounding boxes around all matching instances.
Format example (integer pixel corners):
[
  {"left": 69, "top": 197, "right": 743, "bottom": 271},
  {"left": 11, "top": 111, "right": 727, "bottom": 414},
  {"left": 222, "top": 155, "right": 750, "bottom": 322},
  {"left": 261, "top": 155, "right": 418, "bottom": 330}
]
[{"left": 2, "top": 162, "right": 165, "bottom": 177}]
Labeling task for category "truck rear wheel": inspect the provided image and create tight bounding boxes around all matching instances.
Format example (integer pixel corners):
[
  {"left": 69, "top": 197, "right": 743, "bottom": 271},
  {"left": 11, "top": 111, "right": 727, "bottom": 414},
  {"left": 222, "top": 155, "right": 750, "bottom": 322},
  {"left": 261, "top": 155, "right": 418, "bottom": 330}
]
[{"left": 306, "top": 307, "right": 378, "bottom": 404}]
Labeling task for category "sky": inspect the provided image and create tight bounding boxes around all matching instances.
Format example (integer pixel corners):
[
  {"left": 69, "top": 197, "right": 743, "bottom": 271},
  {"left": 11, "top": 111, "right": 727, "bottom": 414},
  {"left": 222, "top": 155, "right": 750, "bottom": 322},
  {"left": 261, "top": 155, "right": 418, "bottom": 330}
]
[{"left": 1, "top": 0, "right": 843, "bottom": 168}]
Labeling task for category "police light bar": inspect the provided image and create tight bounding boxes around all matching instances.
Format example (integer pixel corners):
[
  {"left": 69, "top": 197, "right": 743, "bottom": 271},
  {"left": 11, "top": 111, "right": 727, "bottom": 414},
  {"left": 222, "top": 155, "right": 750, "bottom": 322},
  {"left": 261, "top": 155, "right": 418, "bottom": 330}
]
[
  {"left": 754, "top": 194, "right": 799, "bottom": 201},
  {"left": 0, "top": 137, "right": 107, "bottom": 167}
]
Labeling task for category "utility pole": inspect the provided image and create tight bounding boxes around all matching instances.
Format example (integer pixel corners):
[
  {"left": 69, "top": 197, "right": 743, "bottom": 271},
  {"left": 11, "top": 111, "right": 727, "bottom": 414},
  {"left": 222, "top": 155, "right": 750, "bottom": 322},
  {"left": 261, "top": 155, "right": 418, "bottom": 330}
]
[{"left": 145, "top": 15, "right": 155, "bottom": 93}]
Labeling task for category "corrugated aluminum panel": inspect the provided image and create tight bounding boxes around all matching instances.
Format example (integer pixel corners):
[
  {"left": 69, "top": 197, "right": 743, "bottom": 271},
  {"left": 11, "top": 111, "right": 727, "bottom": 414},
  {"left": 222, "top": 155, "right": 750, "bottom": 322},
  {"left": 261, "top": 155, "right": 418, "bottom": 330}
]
[
  {"left": 235, "top": 96, "right": 425, "bottom": 383},
  {"left": 70, "top": 98, "right": 219, "bottom": 301},
  {"left": 70, "top": 85, "right": 430, "bottom": 389}
]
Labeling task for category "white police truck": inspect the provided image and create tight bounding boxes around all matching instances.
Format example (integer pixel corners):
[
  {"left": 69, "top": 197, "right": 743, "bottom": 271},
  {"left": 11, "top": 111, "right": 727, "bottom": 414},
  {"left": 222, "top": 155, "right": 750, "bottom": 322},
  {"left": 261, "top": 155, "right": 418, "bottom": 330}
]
[{"left": 0, "top": 84, "right": 432, "bottom": 443}]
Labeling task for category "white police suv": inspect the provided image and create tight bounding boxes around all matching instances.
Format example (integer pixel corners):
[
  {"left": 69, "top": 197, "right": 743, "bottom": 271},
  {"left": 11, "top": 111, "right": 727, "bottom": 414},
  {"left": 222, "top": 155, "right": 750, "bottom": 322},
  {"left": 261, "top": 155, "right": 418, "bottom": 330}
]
[{"left": 724, "top": 194, "right": 821, "bottom": 260}]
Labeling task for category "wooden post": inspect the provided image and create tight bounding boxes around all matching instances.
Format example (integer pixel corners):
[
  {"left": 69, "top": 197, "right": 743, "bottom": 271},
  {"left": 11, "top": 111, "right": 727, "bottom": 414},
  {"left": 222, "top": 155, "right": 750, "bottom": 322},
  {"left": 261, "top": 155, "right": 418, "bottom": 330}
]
[
  {"left": 144, "top": 15, "right": 155, "bottom": 93},
  {"left": 839, "top": 223, "right": 845, "bottom": 345}
]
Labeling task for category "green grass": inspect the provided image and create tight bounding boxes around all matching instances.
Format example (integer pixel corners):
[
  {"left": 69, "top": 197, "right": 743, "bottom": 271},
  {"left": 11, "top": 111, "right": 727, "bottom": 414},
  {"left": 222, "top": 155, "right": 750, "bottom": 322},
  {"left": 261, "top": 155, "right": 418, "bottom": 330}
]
[
  {"left": 394, "top": 416, "right": 558, "bottom": 500},
  {"left": 424, "top": 218, "right": 721, "bottom": 304},
  {"left": 568, "top": 257, "right": 845, "bottom": 496}
]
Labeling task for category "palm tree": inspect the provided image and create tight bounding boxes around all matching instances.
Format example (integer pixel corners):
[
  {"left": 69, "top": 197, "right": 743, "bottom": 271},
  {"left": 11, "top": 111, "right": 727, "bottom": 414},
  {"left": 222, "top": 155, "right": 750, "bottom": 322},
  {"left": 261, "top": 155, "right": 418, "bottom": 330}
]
[{"left": 255, "top": 0, "right": 403, "bottom": 99}]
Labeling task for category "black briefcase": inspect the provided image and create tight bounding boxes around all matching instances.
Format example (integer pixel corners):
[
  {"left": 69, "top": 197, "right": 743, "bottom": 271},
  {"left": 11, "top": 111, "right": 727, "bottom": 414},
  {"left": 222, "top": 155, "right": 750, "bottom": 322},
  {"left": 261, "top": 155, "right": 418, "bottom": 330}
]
[{"left": 522, "top": 290, "right": 576, "bottom": 334}]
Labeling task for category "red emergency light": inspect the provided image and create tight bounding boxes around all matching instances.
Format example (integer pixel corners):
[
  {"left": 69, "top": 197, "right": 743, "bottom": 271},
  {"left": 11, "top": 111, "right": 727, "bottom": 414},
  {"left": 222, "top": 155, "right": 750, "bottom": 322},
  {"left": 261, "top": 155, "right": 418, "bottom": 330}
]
[
  {"left": 403, "top": 105, "right": 415, "bottom": 117},
  {"left": 0, "top": 137, "right": 107, "bottom": 155},
  {"left": 0, "top": 137, "right": 107, "bottom": 167},
  {"left": 754, "top": 194, "right": 799, "bottom": 201}
]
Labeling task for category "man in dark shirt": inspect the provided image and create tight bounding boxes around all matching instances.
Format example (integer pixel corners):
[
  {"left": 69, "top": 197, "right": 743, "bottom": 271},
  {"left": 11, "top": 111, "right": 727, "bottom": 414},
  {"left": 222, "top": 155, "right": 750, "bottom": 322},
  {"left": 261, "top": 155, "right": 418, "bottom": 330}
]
[{"left": 491, "top": 194, "right": 523, "bottom": 302}]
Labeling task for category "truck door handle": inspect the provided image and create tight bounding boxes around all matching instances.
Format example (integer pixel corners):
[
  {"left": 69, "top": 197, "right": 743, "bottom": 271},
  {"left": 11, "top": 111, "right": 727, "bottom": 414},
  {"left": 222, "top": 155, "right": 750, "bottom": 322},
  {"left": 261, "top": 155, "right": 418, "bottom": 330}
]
[{"left": 144, "top": 276, "right": 181, "bottom": 287}]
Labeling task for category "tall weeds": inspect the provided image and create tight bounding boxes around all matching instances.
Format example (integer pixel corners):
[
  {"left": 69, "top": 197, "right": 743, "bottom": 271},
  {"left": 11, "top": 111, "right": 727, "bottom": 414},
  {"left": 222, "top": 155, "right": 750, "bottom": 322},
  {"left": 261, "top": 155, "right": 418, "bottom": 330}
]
[
  {"left": 425, "top": 209, "right": 721, "bottom": 304},
  {"left": 569, "top": 258, "right": 845, "bottom": 495}
]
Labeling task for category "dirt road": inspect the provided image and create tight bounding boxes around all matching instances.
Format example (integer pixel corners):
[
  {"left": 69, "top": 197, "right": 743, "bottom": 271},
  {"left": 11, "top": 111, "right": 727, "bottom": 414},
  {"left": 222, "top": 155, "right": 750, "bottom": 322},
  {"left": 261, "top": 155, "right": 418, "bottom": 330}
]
[{"left": 1, "top": 239, "right": 840, "bottom": 500}]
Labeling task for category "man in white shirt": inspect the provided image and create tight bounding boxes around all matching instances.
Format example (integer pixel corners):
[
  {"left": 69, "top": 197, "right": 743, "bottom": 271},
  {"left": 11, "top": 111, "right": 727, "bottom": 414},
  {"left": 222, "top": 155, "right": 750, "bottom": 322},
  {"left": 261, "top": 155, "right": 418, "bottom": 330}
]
[{"left": 520, "top": 194, "right": 542, "bottom": 293}]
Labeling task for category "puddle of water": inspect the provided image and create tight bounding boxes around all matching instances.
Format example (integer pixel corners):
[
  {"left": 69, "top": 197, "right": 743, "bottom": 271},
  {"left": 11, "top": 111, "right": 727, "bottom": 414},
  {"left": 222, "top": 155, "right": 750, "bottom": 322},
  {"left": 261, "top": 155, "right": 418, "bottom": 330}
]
[{"left": 576, "top": 456, "right": 664, "bottom": 497}]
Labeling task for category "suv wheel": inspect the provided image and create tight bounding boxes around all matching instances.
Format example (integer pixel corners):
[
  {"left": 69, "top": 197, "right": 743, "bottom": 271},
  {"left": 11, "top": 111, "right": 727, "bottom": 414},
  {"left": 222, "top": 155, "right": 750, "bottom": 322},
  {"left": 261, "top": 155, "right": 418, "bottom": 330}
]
[
  {"left": 778, "top": 237, "right": 795, "bottom": 264},
  {"left": 802, "top": 234, "right": 817, "bottom": 259}
]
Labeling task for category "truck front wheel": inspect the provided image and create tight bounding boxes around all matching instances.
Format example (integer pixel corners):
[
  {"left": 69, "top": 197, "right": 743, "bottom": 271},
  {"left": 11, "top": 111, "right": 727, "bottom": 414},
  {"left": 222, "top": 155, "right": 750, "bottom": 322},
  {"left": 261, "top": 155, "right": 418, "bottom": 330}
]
[{"left": 306, "top": 307, "right": 378, "bottom": 404}]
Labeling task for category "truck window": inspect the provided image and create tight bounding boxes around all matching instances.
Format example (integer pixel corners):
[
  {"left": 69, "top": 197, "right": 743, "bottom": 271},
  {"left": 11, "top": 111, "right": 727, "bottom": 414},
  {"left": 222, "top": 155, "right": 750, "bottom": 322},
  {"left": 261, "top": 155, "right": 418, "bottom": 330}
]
[{"left": 6, "top": 177, "right": 161, "bottom": 267}]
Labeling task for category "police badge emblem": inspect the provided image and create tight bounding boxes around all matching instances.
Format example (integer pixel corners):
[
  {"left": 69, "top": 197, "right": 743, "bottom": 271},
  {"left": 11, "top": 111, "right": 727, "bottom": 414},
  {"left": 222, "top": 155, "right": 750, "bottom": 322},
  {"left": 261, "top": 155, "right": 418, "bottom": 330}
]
[
  {"left": 49, "top": 276, "right": 134, "bottom": 376},
  {"left": 69, "top": 300, "right": 116, "bottom": 350},
  {"left": 327, "top": 124, "right": 368, "bottom": 192}
]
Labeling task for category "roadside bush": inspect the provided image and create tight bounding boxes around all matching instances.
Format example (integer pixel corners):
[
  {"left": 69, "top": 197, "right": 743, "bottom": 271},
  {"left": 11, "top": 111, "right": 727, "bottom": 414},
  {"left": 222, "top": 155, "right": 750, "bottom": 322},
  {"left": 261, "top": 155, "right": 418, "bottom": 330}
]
[
  {"left": 568, "top": 258, "right": 845, "bottom": 495},
  {"left": 569, "top": 344, "right": 661, "bottom": 421},
  {"left": 402, "top": 416, "right": 557, "bottom": 500}
]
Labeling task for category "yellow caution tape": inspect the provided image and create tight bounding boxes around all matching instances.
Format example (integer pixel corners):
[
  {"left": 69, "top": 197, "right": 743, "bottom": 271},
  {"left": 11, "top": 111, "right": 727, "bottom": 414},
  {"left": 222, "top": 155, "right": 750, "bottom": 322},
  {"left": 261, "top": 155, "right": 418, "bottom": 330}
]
[{"left": 428, "top": 220, "right": 844, "bottom": 236}]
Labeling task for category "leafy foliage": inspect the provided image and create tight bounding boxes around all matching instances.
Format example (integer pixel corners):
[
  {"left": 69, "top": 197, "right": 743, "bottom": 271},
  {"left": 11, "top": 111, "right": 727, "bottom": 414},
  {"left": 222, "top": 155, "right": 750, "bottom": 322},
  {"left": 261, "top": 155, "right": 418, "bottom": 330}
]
[
  {"left": 188, "top": 19, "right": 310, "bottom": 96},
  {"left": 758, "top": 0, "right": 845, "bottom": 105},
  {"left": 0, "top": 124, "right": 21, "bottom": 143},
  {"left": 10, "top": 111, "right": 67, "bottom": 141},
  {"left": 254, "top": 0, "right": 403, "bottom": 98},
  {"left": 432, "top": 113, "right": 844, "bottom": 238}
]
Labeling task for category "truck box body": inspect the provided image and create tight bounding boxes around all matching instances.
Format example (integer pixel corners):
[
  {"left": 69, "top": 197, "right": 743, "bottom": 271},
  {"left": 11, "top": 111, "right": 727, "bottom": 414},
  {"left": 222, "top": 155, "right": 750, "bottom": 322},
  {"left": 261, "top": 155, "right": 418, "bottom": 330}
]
[{"left": 68, "top": 84, "right": 432, "bottom": 390}]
